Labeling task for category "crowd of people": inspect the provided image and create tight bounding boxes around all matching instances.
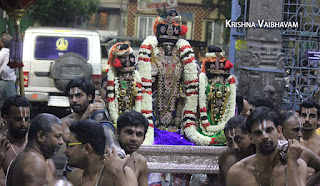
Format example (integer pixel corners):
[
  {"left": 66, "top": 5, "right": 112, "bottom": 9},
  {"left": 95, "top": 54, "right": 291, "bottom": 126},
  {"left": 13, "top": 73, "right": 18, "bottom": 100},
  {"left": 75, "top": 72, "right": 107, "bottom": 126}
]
[
  {"left": 211, "top": 97, "right": 320, "bottom": 186},
  {"left": 0, "top": 71, "right": 318, "bottom": 186},
  {"left": 0, "top": 76, "right": 149, "bottom": 186},
  {"left": 0, "top": 8, "right": 319, "bottom": 186}
]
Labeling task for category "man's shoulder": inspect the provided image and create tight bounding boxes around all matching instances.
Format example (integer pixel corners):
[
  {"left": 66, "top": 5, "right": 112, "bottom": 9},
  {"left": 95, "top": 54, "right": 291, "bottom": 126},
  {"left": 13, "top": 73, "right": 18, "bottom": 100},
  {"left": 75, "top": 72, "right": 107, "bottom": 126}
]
[
  {"left": 219, "top": 147, "right": 235, "bottom": 163},
  {"left": 61, "top": 113, "right": 74, "bottom": 121},
  {"left": 231, "top": 154, "right": 254, "bottom": 170},
  {"left": 68, "top": 168, "right": 83, "bottom": 183},
  {"left": 12, "top": 151, "right": 47, "bottom": 176},
  {"left": 18, "top": 151, "right": 46, "bottom": 166},
  {"left": 0, "top": 48, "right": 9, "bottom": 54},
  {"left": 220, "top": 147, "right": 233, "bottom": 157},
  {"left": 61, "top": 113, "right": 76, "bottom": 125},
  {"left": 133, "top": 152, "right": 146, "bottom": 162}
]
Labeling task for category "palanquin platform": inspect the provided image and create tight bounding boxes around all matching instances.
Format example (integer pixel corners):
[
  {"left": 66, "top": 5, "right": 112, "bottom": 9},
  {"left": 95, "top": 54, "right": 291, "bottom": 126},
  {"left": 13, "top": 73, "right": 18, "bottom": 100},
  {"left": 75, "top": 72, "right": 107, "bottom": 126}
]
[{"left": 138, "top": 145, "right": 225, "bottom": 174}]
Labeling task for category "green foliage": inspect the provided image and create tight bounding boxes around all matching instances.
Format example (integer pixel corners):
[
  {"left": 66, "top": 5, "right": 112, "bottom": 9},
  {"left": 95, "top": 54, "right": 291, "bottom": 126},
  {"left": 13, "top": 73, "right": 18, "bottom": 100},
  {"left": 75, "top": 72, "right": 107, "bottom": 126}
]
[
  {"left": 215, "top": 130, "right": 227, "bottom": 145},
  {"left": 201, "top": 0, "right": 232, "bottom": 20},
  {"left": 28, "top": 0, "right": 99, "bottom": 27}
]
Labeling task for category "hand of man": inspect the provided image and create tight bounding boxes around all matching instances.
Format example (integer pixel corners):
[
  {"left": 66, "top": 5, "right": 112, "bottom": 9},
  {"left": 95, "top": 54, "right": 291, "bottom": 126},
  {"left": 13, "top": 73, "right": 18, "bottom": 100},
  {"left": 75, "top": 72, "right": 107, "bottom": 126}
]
[
  {"left": 0, "top": 136, "right": 10, "bottom": 165},
  {"left": 103, "top": 147, "right": 130, "bottom": 175},
  {"left": 287, "top": 139, "right": 303, "bottom": 162},
  {"left": 81, "top": 97, "right": 105, "bottom": 120}
]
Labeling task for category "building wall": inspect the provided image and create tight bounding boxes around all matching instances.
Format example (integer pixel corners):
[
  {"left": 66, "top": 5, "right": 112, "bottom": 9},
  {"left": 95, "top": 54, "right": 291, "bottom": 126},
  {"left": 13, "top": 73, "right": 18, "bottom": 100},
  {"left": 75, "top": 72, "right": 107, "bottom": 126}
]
[{"left": 127, "top": 0, "right": 210, "bottom": 41}]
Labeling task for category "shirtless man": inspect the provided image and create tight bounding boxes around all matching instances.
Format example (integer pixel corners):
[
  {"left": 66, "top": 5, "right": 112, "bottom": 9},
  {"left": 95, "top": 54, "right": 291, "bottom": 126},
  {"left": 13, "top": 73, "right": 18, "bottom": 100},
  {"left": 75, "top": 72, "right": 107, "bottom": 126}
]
[
  {"left": 0, "top": 95, "right": 31, "bottom": 184},
  {"left": 216, "top": 115, "right": 255, "bottom": 186},
  {"left": 299, "top": 99, "right": 320, "bottom": 155},
  {"left": 6, "top": 113, "right": 64, "bottom": 185},
  {"left": 279, "top": 110, "right": 320, "bottom": 184},
  {"left": 117, "top": 110, "right": 148, "bottom": 186},
  {"left": 227, "top": 106, "right": 308, "bottom": 186},
  {"left": 62, "top": 77, "right": 104, "bottom": 141},
  {"left": 278, "top": 111, "right": 302, "bottom": 141},
  {"left": 65, "top": 119, "right": 137, "bottom": 186}
]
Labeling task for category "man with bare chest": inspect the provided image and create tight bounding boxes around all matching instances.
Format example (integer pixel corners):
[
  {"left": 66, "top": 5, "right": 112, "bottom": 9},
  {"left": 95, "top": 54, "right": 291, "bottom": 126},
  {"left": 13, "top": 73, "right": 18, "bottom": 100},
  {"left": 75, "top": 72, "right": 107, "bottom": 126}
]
[
  {"left": 216, "top": 115, "right": 255, "bottom": 186},
  {"left": 6, "top": 113, "right": 64, "bottom": 185},
  {"left": 61, "top": 77, "right": 104, "bottom": 141},
  {"left": 117, "top": 111, "right": 148, "bottom": 186},
  {"left": 0, "top": 95, "right": 31, "bottom": 184},
  {"left": 227, "top": 106, "right": 308, "bottom": 186},
  {"left": 65, "top": 119, "right": 137, "bottom": 186},
  {"left": 299, "top": 99, "right": 320, "bottom": 155}
]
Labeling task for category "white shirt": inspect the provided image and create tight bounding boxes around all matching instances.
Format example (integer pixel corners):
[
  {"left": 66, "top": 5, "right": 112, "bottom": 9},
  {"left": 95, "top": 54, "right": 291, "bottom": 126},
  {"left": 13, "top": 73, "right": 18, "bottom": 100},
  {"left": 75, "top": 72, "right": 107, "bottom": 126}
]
[{"left": 0, "top": 48, "right": 16, "bottom": 82}]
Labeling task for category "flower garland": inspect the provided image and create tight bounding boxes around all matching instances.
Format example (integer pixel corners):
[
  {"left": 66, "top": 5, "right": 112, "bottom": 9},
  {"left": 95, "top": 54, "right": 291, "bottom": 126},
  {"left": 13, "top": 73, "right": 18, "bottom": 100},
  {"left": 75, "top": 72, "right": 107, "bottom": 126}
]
[
  {"left": 205, "top": 51, "right": 225, "bottom": 58},
  {"left": 138, "top": 36, "right": 199, "bottom": 145},
  {"left": 199, "top": 74, "right": 236, "bottom": 136},
  {"left": 183, "top": 73, "right": 237, "bottom": 146},
  {"left": 138, "top": 36, "right": 157, "bottom": 145},
  {"left": 106, "top": 67, "right": 142, "bottom": 124}
]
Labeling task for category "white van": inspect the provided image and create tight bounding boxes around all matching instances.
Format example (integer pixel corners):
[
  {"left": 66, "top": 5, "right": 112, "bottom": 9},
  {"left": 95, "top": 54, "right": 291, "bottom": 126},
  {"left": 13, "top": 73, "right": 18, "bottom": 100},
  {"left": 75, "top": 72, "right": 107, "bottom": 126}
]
[{"left": 22, "top": 27, "right": 102, "bottom": 107}]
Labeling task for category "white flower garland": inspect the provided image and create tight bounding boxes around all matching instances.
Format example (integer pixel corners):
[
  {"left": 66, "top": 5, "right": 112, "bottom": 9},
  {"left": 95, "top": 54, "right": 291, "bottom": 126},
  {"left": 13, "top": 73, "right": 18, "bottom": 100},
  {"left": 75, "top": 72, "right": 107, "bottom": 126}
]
[
  {"left": 138, "top": 36, "right": 158, "bottom": 145},
  {"left": 199, "top": 75, "right": 236, "bottom": 136},
  {"left": 107, "top": 67, "right": 142, "bottom": 124},
  {"left": 205, "top": 51, "right": 225, "bottom": 58},
  {"left": 183, "top": 73, "right": 237, "bottom": 146},
  {"left": 138, "top": 36, "right": 199, "bottom": 145}
]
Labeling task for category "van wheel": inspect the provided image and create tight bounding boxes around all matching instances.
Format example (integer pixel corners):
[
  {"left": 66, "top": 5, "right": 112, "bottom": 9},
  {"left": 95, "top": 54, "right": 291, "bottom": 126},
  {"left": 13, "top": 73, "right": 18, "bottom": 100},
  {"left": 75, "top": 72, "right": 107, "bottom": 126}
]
[{"left": 50, "top": 52, "right": 92, "bottom": 92}]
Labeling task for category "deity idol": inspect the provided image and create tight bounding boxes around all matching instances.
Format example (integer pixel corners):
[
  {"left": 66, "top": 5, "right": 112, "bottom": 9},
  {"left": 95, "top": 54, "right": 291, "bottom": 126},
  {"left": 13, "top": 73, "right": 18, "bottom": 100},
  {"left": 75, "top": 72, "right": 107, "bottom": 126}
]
[
  {"left": 106, "top": 43, "right": 142, "bottom": 124},
  {"left": 185, "top": 45, "right": 237, "bottom": 145},
  {"left": 138, "top": 8, "right": 199, "bottom": 134}
]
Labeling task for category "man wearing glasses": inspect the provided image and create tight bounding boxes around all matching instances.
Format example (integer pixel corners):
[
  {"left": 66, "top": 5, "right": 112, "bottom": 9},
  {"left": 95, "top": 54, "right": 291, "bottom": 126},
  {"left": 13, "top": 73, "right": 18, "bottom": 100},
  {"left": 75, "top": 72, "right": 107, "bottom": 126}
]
[{"left": 65, "top": 119, "right": 137, "bottom": 186}]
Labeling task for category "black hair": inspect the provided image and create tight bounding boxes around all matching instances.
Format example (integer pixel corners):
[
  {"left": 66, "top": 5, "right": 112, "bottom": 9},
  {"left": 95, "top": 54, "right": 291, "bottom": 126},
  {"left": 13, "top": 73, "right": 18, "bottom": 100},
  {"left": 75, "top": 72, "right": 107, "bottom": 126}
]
[
  {"left": 224, "top": 115, "right": 248, "bottom": 134},
  {"left": 65, "top": 77, "right": 95, "bottom": 103},
  {"left": 207, "top": 45, "right": 223, "bottom": 53},
  {"left": 246, "top": 106, "right": 279, "bottom": 133},
  {"left": 236, "top": 95, "right": 244, "bottom": 115},
  {"left": 117, "top": 110, "right": 149, "bottom": 135},
  {"left": 1, "top": 95, "right": 32, "bottom": 117},
  {"left": 278, "top": 111, "right": 297, "bottom": 127},
  {"left": 249, "top": 97, "right": 274, "bottom": 109},
  {"left": 299, "top": 98, "right": 320, "bottom": 118},
  {"left": 101, "top": 75, "right": 108, "bottom": 87},
  {"left": 70, "top": 119, "right": 106, "bottom": 155},
  {"left": 28, "top": 113, "right": 61, "bottom": 141}
]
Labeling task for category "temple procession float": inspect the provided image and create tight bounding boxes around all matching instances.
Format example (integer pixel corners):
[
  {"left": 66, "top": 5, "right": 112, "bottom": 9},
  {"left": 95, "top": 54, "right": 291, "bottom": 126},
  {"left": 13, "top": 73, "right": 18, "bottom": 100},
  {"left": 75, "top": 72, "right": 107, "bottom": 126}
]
[{"left": 105, "top": 7, "right": 236, "bottom": 185}]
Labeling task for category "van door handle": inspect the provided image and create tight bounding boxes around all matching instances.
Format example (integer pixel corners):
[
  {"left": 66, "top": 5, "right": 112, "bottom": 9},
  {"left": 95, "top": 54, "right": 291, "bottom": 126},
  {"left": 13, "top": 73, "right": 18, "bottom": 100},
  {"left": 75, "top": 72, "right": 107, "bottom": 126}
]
[{"left": 34, "top": 71, "right": 50, "bottom": 77}]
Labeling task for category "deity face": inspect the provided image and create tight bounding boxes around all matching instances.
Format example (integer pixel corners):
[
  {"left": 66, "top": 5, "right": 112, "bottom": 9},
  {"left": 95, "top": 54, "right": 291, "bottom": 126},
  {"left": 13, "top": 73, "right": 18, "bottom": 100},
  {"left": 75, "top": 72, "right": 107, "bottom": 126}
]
[
  {"left": 300, "top": 107, "right": 318, "bottom": 132},
  {"left": 282, "top": 114, "right": 302, "bottom": 141},
  {"left": 156, "top": 10, "right": 181, "bottom": 46},
  {"left": 205, "top": 60, "right": 225, "bottom": 75},
  {"left": 118, "top": 53, "right": 135, "bottom": 68},
  {"left": 161, "top": 42, "right": 175, "bottom": 56},
  {"left": 250, "top": 120, "right": 279, "bottom": 154},
  {"left": 225, "top": 127, "right": 251, "bottom": 159}
]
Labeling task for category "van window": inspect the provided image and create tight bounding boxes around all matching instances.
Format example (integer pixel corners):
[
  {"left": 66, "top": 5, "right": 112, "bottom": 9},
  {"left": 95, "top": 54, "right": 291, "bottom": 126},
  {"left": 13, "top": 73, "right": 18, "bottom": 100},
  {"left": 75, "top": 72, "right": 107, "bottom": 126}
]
[{"left": 34, "top": 36, "right": 89, "bottom": 60}]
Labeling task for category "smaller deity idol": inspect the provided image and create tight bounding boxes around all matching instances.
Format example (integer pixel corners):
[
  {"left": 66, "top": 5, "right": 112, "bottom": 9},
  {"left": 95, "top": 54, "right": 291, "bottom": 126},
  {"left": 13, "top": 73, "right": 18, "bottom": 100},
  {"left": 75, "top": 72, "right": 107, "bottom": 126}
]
[
  {"left": 184, "top": 45, "right": 237, "bottom": 146},
  {"left": 106, "top": 43, "right": 142, "bottom": 124}
]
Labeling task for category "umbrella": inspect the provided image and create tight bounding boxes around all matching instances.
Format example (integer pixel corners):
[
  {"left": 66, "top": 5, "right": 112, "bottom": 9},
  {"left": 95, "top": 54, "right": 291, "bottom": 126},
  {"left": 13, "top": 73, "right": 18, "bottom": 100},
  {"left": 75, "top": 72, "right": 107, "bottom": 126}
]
[{"left": 0, "top": 0, "right": 38, "bottom": 96}]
